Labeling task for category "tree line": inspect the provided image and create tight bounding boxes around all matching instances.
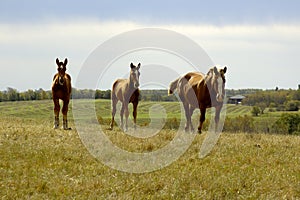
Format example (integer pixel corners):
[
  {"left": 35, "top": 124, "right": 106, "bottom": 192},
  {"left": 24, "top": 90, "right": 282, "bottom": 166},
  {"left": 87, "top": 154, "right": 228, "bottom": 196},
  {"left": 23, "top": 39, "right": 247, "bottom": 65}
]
[
  {"left": 0, "top": 88, "right": 112, "bottom": 102},
  {"left": 242, "top": 89, "right": 300, "bottom": 113},
  {"left": 0, "top": 88, "right": 177, "bottom": 102},
  {"left": 1, "top": 87, "right": 299, "bottom": 112}
]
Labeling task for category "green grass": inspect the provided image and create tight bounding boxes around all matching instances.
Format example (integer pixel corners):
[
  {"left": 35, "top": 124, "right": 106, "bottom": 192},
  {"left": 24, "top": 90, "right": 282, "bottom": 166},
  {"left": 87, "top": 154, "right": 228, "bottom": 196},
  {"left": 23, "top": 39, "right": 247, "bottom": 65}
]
[
  {"left": 0, "top": 100, "right": 300, "bottom": 199},
  {"left": 226, "top": 104, "right": 252, "bottom": 116}
]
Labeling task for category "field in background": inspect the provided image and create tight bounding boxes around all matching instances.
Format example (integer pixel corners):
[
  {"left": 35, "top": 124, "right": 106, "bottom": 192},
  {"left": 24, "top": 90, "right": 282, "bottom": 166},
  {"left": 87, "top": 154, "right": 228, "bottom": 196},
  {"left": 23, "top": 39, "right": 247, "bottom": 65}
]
[
  {"left": 0, "top": 100, "right": 299, "bottom": 199},
  {"left": 1, "top": 99, "right": 296, "bottom": 133},
  {"left": 0, "top": 99, "right": 252, "bottom": 124}
]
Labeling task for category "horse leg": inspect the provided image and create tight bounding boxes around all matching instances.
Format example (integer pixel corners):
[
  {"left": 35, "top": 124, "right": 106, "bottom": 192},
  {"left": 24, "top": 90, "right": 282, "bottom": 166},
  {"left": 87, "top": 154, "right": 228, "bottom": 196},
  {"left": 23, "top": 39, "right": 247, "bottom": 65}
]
[
  {"left": 183, "top": 103, "right": 191, "bottom": 132},
  {"left": 110, "top": 98, "right": 117, "bottom": 130},
  {"left": 189, "top": 107, "right": 195, "bottom": 132},
  {"left": 62, "top": 99, "right": 70, "bottom": 130},
  {"left": 198, "top": 107, "right": 206, "bottom": 134},
  {"left": 132, "top": 102, "right": 138, "bottom": 129},
  {"left": 124, "top": 103, "right": 129, "bottom": 132},
  {"left": 53, "top": 98, "right": 60, "bottom": 129},
  {"left": 120, "top": 103, "right": 125, "bottom": 131},
  {"left": 214, "top": 105, "right": 222, "bottom": 132}
]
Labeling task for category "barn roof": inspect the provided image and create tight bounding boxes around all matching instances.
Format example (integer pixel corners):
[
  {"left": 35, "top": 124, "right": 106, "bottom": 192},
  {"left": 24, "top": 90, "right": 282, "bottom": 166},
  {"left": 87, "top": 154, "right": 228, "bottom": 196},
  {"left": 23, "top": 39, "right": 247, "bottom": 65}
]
[{"left": 229, "top": 95, "right": 246, "bottom": 99}]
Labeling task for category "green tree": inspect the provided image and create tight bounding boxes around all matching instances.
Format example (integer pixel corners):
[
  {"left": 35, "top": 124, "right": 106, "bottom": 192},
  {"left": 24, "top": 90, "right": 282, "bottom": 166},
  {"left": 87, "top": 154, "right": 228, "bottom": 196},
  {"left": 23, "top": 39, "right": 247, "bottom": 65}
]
[
  {"left": 257, "top": 102, "right": 267, "bottom": 114},
  {"left": 273, "top": 113, "right": 300, "bottom": 134},
  {"left": 7, "top": 87, "right": 19, "bottom": 101},
  {"left": 285, "top": 100, "right": 299, "bottom": 111},
  {"left": 103, "top": 90, "right": 111, "bottom": 99},
  {"left": 251, "top": 106, "right": 260, "bottom": 116}
]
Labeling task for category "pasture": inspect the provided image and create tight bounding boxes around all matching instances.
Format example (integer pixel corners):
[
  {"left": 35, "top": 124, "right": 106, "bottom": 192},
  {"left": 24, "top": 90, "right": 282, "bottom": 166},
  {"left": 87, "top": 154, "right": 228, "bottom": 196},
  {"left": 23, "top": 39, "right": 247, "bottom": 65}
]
[{"left": 0, "top": 100, "right": 299, "bottom": 199}]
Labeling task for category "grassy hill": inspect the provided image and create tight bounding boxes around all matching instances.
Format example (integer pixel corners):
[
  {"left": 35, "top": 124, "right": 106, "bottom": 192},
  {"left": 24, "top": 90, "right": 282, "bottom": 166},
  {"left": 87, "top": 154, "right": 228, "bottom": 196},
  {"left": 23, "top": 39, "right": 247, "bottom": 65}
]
[
  {"left": 0, "top": 100, "right": 299, "bottom": 198},
  {"left": 0, "top": 99, "right": 252, "bottom": 120}
]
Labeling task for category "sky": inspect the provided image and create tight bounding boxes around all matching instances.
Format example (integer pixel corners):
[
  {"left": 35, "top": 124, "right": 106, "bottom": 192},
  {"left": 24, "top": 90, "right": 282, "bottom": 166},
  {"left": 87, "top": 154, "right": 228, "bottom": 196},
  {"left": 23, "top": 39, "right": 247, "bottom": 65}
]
[{"left": 0, "top": 0, "right": 300, "bottom": 91}]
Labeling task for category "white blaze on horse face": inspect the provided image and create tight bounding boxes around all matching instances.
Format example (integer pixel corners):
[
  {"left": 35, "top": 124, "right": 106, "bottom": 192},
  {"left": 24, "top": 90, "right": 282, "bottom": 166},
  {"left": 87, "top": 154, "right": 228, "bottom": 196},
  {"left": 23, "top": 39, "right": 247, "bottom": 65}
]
[
  {"left": 58, "top": 65, "right": 65, "bottom": 85},
  {"left": 134, "top": 69, "right": 140, "bottom": 88},
  {"left": 216, "top": 76, "right": 223, "bottom": 102}
]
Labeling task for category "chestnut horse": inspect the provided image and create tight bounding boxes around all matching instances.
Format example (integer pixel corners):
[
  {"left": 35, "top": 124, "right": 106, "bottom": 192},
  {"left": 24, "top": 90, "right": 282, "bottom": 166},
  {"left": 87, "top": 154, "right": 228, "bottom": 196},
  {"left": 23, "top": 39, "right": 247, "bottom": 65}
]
[
  {"left": 168, "top": 66, "right": 227, "bottom": 133},
  {"left": 110, "top": 63, "right": 140, "bottom": 131},
  {"left": 52, "top": 58, "right": 72, "bottom": 130}
]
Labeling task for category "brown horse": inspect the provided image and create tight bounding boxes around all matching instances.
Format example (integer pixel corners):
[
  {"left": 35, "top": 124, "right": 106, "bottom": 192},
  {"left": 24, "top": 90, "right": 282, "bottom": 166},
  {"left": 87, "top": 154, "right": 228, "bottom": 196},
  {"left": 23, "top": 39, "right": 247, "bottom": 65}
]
[
  {"left": 52, "top": 58, "right": 72, "bottom": 130},
  {"left": 110, "top": 63, "right": 140, "bottom": 131},
  {"left": 168, "top": 66, "right": 227, "bottom": 133}
]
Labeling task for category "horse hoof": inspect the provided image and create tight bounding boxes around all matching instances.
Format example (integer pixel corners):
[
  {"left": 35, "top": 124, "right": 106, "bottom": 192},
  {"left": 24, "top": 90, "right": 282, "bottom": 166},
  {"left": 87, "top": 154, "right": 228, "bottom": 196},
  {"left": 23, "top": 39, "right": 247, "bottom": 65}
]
[
  {"left": 197, "top": 130, "right": 202, "bottom": 134},
  {"left": 53, "top": 125, "right": 59, "bottom": 129}
]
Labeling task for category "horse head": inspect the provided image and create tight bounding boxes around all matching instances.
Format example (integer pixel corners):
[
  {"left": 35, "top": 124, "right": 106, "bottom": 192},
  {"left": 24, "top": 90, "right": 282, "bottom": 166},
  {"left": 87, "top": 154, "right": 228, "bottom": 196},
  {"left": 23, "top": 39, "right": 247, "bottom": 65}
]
[
  {"left": 56, "top": 58, "right": 68, "bottom": 85},
  {"left": 209, "top": 66, "right": 227, "bottom": 102},
  {"left": 129, "top": 63, "right": 141, "bottom": 89}
]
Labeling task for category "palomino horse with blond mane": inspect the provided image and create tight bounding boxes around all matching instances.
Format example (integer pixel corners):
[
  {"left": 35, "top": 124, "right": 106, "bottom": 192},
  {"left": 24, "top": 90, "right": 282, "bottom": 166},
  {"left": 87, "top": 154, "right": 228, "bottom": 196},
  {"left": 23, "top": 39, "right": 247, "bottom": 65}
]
[
  {"left": 110, "top": 63, "right": 141, "bottom": 131},
  {"left": 168, "top": 66, "right": 227, "bottom": 133},
  {"left": 52, "top": 58, "right": 72, "bottom": 130}
]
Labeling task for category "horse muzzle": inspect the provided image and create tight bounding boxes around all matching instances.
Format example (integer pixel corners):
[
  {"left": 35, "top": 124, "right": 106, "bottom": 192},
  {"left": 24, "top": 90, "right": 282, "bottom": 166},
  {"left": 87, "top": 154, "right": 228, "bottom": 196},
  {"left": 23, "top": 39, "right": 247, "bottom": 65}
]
[{"left": 216, "top": 94, "right": 224, "bottom": 102}]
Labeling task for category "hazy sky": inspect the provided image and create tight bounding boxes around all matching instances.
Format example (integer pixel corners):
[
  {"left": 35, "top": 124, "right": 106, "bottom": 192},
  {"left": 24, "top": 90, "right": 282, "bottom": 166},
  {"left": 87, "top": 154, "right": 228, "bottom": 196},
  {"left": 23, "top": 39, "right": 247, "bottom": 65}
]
[{"left": 1, "top": 0, "right": 300, "bottom": 91}]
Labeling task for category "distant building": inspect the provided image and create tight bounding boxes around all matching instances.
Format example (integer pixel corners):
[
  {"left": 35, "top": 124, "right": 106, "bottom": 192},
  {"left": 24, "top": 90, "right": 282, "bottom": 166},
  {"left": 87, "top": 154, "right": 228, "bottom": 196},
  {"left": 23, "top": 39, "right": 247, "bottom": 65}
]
[{"left": 228, "top": 95, "right": 246, "bottom": 104}]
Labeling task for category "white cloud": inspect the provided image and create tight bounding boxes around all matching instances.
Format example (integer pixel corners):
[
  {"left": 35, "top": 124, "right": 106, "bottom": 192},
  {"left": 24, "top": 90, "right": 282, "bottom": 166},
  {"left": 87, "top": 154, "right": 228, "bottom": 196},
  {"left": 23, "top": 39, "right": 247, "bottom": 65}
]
[{"left": 0, "top": 21, "right": 300, "bottom": 90}]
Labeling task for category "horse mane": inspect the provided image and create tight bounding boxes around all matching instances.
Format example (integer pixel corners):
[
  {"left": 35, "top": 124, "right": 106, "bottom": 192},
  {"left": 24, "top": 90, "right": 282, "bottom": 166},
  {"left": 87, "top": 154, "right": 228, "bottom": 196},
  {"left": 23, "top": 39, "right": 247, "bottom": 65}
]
[
  {"left": 53, "top": 74, "right": 58, "bottom": 81},
  {"left": 129, "top": 79, "right": 135, "bottom": 90},
  {"left": 203, "top": 68, "right": 214, "bottom": 92},
  {"left": 203, "top": 67, "right": 226, "bottom": 100},
  {"left": 65, "top": 74, "right": 71, "bottom": 81},
  {"left": 112, "top": 80, "right": 118, "bottom": 91}
]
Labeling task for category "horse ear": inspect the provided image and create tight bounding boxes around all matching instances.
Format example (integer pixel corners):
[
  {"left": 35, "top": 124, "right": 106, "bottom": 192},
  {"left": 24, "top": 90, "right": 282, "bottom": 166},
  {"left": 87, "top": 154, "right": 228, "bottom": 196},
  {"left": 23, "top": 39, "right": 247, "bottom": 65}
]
[
  {"left": 223, "top": 66, "right": 227, "bottom": 74},
  {"left": 213, "top": 66, "right": 219, "bottom": 75},
  {"left": 130, "top": 63, "right": 134, "bottom": 68},
  {"left": 137, "top": 63, "right": 141, "bottom": 69},
  {"left": 56, "top": 58, "right": 60, "bottom": 66},
  {"left": 64, "top": 58, "right": 68, "bottom": 66}
]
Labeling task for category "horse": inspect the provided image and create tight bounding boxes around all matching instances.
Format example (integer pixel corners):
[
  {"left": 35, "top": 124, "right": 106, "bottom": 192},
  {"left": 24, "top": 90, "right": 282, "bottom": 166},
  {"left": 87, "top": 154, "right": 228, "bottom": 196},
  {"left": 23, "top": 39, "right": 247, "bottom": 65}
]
[
  {"left": 110, "top": 63, "right": 141, "bottom": 131},
  {"left": 52, "top": 58, "right": 72, "bottom": 130},
  {"left": 168, "top": 66, "right": 227, "bottom": 133}
]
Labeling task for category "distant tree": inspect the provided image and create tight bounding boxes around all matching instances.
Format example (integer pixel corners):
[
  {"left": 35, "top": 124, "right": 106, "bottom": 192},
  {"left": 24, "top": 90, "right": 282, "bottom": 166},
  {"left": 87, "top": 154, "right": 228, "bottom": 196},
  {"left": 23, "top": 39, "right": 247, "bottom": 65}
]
[
  {"left": 7, "top": 87, "right": 19, "bottom": 101},
  {"left": 257, "top": 102, "right": 267, "bottom": 114},
  {"left": 0, "top": 91, "right": 7, "bottom": 102},
  {"left": 27, "top": 89, "right": 36, "bottom": 100},
  {"left": 251, "top": 106, "right": 260, "bottom": 116},
  {"left": 292, "top": 89, "right": 300, "bottom": 101},
  {"left": 141, "top": 94, "right": 147, "bottom": 101},
  {"left": 95, "top": 90, "right": 102, "bottom": 99},
  {"left": 103, "top": 90, "right": 111, "bottom": 99},
  {"left": 273, "top": 113, "right": 300, "bottom": 134},
  {"left": 285, "top": 100, "right": 299, "bottom": 111},
  {"left": 39, "top": 88, "right": 48, "bottom": 100}
]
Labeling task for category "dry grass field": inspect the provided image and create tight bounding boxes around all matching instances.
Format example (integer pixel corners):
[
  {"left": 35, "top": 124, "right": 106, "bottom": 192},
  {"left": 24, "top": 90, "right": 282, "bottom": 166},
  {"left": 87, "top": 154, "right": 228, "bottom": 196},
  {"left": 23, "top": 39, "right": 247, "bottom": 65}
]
[{"left": 0, "top": 100, "right": 299, "bottom": 199}]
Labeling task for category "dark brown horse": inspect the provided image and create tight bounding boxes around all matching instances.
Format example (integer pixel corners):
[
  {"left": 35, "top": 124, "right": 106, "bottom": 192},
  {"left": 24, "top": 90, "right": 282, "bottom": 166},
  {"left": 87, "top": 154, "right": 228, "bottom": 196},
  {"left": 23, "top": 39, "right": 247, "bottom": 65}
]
[
  {"left": 52, "top": 58, "right": 72, "bottom": 130},
  {"left": 168, "top": 66, "right": 227, "bottom": 133},
  {"left": 110, "top": 63, "right": 140, "bottom": 131}
]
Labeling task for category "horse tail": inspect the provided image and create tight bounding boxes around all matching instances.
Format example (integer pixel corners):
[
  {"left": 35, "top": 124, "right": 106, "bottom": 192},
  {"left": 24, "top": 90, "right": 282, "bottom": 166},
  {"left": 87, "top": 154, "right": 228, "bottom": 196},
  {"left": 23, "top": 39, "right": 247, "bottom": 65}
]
[
  {"left": 111, "top": 80, "right": 118, "bottom": 100},
  {"left": 168, "top": 78, "right": 179, "bottom": 95}
]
